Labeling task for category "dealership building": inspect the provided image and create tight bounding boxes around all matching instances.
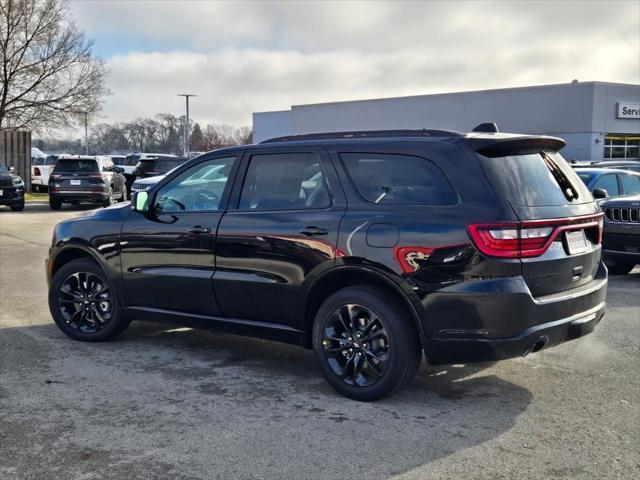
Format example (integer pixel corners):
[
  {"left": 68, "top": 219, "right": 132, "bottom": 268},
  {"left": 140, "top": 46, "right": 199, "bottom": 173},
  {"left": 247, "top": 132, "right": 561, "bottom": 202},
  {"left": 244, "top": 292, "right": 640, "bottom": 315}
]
[{"left": 253, "top": 81, "right": 640, "bottom": 161}]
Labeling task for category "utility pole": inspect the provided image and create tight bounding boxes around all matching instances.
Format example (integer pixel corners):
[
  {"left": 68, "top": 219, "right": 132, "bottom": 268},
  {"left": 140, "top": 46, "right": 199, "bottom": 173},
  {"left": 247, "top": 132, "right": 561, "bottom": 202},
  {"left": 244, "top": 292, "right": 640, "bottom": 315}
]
[
  {"left": 84, "top": 112, "right": 89, "bottom": 155},
  {"left": 178, "top": 93, "right": 197, "bottom": 157}
]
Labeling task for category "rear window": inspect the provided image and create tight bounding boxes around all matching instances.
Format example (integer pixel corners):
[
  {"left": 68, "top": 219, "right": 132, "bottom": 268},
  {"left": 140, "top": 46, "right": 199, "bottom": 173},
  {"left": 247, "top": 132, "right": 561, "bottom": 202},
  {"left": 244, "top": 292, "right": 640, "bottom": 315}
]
[
  {"left": 53, "top": 159, "right": 98, "bottom": 173},
  {"left": 340, "top": 153, "right": 457, "bottom": 205},
  {"left": 480, "top": 151, "right": 592, "bottom": 206}
]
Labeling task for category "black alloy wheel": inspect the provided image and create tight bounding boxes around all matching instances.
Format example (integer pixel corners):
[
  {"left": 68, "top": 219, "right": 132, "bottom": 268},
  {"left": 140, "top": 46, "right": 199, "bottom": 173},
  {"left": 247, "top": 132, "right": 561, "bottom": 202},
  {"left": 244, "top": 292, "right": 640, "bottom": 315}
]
[
  {"left": 313, "top": 286, "right": 421, "bottom": 401},
  {"left": 58, "top": 271, "right": 113, "bottom": 333},
  {"left": 49, "top": 258, "right": 130, "bottom": 341},
  {"left": 321, "top": 304, "right": 390, "bottom": 387}
]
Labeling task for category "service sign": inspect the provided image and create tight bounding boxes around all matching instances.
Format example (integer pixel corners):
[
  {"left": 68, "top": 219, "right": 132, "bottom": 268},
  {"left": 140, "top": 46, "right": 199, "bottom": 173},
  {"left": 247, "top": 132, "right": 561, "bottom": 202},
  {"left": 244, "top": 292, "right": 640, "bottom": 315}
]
[{"left": 617, "top": 102, "right": 640, "bottom": 119}]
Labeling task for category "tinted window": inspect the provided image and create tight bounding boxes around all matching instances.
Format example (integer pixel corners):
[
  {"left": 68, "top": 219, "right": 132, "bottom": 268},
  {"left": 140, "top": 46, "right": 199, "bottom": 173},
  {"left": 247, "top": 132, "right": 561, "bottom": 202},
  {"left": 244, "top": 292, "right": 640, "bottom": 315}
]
[
  {"left": 124, "top": 154, "right": 140, "bottom": 166},
  {"left": 138, "top": 158, "right": 184, "bottom": 175},
  {"left": 240, "top": 153, "right": 330, "bottom": 210},
  {"left": 32, "top": 158, "right": 44, "bottom": 165},
  {"left": 577, "top": 173, "right": 593, "bottom": 184},
  {"left": 340, "top": 153, "right": 456, "bottom": 205},
  {"left": 44, "top": 155, "right": 58, "bottom": 166},
  {"left": 593, "top": 174, "right": 619, "bottom": 196},
  {"left": 620, "top": 174, "right": 640, "bottom": 195},
  {"left": 154, "top": 157, "right": 236, "bottom": 212},
  {"left": 480, "top": 152, "right": 592, "bottom": 206},
  {"left": 53, "top": 159, "right": 98, "bottom": 173}
]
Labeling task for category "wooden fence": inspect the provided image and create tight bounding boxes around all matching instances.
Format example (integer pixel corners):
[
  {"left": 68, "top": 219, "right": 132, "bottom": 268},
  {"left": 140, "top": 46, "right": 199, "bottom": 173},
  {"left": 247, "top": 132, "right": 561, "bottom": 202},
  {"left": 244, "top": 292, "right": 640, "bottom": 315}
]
[{"left": 0, "top": 130, "right": 32, "bottom": 193}]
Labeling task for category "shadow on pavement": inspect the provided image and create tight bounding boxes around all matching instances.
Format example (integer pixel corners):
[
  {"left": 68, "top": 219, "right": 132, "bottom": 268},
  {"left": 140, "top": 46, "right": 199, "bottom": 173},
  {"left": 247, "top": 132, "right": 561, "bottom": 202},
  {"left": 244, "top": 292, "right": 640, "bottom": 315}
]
[{"left": 1, "top": 321, "right": 532, "bottom": 479}]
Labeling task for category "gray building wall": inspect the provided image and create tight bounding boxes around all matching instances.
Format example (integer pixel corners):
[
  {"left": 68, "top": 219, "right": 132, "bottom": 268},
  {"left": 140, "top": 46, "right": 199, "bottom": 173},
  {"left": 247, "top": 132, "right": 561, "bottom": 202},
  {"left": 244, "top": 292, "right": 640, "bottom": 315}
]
[{"left": 253, "top": 82, "right": 640, "bottom": 160}]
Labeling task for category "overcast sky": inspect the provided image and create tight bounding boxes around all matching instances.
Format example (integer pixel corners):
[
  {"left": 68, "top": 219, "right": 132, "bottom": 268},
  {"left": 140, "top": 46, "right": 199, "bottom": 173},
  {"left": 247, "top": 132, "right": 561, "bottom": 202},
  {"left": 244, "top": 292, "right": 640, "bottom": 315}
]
[{"left": 69, "top": 0, "right": 640, "bottom": 134}]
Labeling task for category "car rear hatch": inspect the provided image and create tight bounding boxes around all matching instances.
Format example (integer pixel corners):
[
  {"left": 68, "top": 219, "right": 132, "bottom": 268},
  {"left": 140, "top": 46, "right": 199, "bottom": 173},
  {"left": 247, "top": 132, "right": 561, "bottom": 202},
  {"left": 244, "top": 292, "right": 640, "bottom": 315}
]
[
  {"left": 50, "top": 159, "right": 105, "bottom": 191},
  {"left": 471, "top": 136, "right": 603, "bottom": 297}
]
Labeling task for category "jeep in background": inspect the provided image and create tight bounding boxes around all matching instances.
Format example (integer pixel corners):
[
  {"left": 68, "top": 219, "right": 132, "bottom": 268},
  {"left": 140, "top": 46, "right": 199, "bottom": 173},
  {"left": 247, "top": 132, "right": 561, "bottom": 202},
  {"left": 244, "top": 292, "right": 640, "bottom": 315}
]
[
  {"left": 601, "top": 194, "right": 640, "bottom": 274},
  {"left": 48, "top": 156, "right": 127, "bottom": 210},
  {"left": 0, "top": 163, "right": 25, "bottom": 211}
]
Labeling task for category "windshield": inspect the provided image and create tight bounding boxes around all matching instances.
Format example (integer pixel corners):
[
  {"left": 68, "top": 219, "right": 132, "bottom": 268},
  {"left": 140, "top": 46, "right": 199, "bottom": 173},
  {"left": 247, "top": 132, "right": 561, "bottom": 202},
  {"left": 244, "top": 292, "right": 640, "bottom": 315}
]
[
  {"left": 480, "top": 151, "right": 593, "bottom": 206},
  {"left": 138, "top": 158, "right": 184, "bottom": 174},
  {"left": 53, "top": 159, "right": 99, "bottom": 173}
]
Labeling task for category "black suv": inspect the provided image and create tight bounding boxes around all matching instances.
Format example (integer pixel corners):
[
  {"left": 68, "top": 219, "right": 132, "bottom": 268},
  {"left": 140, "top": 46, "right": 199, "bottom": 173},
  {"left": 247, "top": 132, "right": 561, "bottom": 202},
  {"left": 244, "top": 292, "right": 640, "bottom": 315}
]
[
  {"left": 49, "top": 156, "right": 127, "bottom": 210},
  {"left": 0, "top": 163, "right": 25, "bottom": 211},
  {"left": 600, "top": 194, "right": 639, "bottom": 274},
  {"left": 46, "top": 127, "right": 608, "bottom": 400}
]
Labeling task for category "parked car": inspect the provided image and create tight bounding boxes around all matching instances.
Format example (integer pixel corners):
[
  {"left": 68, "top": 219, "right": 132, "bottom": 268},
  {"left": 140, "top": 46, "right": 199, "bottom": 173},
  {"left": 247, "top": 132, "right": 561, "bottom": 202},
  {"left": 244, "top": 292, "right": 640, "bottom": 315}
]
[
  {"left": 574, "top": 168, "right": 640, "bottom": 199},
  {"left": 600, "top": 194, "right": 639, "bottom": 275},
  {"left": 48, "top": 156, "right": 126, "bottom": 210},
  {"left": 121, "top": 153, "right": 179, "bottom": 194},
  {"left": 131, "top": 164, "right": 227, "bottom": 193},
  {"left": 0, "top": 163, "right": 25, "bottom": 211},
  {"left": 571, "top": 160, "right": 640, "bottom": 173},
  {"left": 31, "top": 154, "right": 59, "bottom": 192},
  {"left": 133, "top": 156, "right": 187, "bottom": 180},
  {"left": 47, "top": 126, "right": 607, "bottom": 401}
]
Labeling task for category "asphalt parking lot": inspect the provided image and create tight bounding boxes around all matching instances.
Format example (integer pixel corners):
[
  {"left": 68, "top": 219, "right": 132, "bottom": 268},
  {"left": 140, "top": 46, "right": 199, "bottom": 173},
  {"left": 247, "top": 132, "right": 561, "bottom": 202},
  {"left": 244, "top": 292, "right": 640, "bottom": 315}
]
[{"left": 1, "top": 203, "right": 639, "bottom": 480}]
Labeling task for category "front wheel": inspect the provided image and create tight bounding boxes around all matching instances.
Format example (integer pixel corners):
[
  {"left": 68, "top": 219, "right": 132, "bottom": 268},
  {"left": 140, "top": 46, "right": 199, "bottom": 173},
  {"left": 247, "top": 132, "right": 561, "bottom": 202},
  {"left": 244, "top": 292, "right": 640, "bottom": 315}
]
[
  {"left": 48, "top": 258, "right": 130, "bottom": 341},
  {"left": 10, "top": 201, "right": 24, "bottom": 212},
  {"left": 312, "top": 286, "right": 422, "bottom": 401}
]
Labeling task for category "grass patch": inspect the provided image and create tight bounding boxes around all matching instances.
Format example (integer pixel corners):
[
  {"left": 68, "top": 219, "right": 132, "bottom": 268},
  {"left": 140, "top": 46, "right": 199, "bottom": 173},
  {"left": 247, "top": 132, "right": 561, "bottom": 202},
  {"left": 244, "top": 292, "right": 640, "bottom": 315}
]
[{"left": 25, "top": 192, "right": 49, "bottom": 202}]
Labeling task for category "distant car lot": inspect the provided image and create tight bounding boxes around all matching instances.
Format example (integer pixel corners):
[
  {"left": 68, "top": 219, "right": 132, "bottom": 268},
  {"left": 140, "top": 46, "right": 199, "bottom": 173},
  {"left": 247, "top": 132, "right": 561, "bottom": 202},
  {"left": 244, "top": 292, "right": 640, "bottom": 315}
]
[{"left": 0, "top": 204, "right": 638, "bottom": 479}]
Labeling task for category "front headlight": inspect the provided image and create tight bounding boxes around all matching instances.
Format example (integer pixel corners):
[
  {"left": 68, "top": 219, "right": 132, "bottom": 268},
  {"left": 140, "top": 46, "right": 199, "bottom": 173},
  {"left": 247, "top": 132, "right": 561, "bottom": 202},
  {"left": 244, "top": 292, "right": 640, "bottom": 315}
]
[{"left": 12, "top": 176, "right": 24, "bottom": 186}]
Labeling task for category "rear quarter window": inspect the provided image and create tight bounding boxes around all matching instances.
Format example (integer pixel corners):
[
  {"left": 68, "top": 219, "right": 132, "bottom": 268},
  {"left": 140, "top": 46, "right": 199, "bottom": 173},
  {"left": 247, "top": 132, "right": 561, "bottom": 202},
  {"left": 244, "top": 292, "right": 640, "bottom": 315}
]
[{"left": 340, "top": 153, "right": 457, "bottom": 205}]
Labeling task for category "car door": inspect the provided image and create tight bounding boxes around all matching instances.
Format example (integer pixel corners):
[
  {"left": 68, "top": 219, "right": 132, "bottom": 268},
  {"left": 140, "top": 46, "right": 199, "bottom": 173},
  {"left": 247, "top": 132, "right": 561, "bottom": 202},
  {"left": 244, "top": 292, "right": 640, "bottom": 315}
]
[
  {"left": 214, "top": 148, "right": 346, "bottom": 329},
  {"left": 120, "top": 154, "right": 240, "bottom": 315}
]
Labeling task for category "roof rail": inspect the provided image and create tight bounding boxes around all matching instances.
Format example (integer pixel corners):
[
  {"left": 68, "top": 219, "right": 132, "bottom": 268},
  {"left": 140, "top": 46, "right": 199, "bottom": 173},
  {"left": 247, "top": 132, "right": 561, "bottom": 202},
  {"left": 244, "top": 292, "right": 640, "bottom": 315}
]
[{"left": 260, "top": 129, "right": 463, "bottom": 144}]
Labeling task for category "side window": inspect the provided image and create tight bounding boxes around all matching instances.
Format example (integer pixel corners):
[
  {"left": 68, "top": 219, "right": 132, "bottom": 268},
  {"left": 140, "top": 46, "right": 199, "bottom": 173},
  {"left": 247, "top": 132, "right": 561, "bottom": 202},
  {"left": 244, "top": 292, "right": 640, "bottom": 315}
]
[
  {"left": 593, "top": 174, "right": 619, "bottom": 196},
  {"left": 620, "top": 174, "right": 640, "bottom": 195},
  {"left": 239, "top": 153, "right": 330, "bottom": 210},
  {"left": 153, "top": 156, "right": 236, "bottom": 212},
  {"left": 340, "top": 153, "right": 457, "bottom": 205}
]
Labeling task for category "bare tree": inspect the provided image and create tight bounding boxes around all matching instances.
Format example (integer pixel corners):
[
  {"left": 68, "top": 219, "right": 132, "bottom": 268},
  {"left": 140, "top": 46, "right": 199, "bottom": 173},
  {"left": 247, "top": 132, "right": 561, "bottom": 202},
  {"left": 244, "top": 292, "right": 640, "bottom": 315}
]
[{"left": 0, "top": 0, "right": 107, "bottom": 130}]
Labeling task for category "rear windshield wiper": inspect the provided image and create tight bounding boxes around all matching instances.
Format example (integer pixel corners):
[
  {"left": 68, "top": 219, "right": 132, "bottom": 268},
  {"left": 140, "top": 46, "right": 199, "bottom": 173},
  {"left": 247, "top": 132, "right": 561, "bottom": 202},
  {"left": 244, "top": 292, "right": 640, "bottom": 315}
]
[{"left": 541, "top": 152, "right": 579, "bottom": 202}]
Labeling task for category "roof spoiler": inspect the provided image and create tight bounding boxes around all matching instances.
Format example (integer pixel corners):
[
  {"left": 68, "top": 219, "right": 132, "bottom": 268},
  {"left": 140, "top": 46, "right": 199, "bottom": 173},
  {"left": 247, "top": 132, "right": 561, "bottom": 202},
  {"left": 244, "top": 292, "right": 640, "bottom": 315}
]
[{"left": 471, "top": 136, "right": 567, "bottom": 157}]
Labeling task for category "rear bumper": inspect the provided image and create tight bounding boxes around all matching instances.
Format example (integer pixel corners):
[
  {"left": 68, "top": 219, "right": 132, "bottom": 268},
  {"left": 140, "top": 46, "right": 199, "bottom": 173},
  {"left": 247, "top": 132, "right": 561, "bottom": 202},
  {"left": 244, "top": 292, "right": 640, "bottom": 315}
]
[
  {"left": 422, "top": 262, "right": 608, "bottom": 365},
  {"left": 50, "top": 190, "right": 108, "bottom": 202}
]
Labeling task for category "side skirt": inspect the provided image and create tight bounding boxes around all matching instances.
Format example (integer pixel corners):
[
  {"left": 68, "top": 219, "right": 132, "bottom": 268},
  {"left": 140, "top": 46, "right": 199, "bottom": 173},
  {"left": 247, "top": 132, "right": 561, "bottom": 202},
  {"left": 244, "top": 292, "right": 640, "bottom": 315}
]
[{"left": 124, "top": 306, "right": 306, "bottom": 346}]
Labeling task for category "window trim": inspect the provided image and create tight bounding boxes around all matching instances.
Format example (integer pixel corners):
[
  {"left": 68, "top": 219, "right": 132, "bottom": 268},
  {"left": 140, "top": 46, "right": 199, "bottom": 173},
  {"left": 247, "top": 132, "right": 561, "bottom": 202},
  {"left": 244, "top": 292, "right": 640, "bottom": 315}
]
[
  {"left": 149, "top": 154, "right": 239, "bottom": 214},
  {"left": 338, "top": 151, "right": 460, "bottom": 206},
  {"left": 235, "top": 151, "right": 334, "bottom": 213}
]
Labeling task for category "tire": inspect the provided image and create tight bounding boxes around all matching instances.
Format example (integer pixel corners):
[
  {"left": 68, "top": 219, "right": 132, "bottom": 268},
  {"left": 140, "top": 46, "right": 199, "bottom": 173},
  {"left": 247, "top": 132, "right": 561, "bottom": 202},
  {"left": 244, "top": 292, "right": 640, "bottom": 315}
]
[
  {"left": 10, "top": 201, "right": 24, "bottom": 212},
  {"left": 607, "top": 262, "right": 636, "bottom": 275},
  {"left": 118, "top": 187, "right": 128, "bottom": 202},
  {"left": 102, "top": 187, "right": 114, "bottom": 207},
  {"left": 48, "top": 257, "right": 130, "bottom": 342},
  {"left": 312, "top": 286, "right": 422, "bottom": 401},
  {"left": 49, "top": 197, "right": 62, "bottom": 210}
]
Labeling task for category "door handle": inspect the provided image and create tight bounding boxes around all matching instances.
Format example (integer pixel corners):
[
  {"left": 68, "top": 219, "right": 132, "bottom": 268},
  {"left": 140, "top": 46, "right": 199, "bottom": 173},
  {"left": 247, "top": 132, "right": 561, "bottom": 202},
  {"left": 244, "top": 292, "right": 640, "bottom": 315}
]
[
  {"left": 300, "top": 226, "right": 329, "bottom": 236},
  {"left": 189, "top": 226, "right": 212, "bottom": 234}
]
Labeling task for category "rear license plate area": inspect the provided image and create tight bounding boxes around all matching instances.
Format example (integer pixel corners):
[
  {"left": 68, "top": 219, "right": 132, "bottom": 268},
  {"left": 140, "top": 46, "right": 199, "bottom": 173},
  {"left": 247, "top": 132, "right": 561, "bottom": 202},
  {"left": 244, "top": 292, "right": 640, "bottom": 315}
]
[
  {"left": 70, "top": 179, "right": 81, "bottom": 186},
  {"left": 565, "top": 229, "right": 588, "bottom": 255}
]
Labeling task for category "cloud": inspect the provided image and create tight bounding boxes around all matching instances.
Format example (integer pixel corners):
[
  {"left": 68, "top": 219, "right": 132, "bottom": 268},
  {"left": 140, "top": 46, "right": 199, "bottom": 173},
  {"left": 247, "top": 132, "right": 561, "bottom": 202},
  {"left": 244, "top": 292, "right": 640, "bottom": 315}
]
[{"left": 68, "top": 0, "right": 640, "bottom": 133}]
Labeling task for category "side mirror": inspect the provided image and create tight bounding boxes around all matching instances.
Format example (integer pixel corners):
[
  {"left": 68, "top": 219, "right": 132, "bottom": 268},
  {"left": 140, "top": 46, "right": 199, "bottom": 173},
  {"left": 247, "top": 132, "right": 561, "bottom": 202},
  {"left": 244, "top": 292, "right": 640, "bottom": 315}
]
[
  {"left": 131, "top": 191, "right": 149, "bottom": 212},
  {"left": 592, "top": 188, "right": 608, "bottom": 199},
  {"left": 114, "top": 166, "right": 124, "bottom": 174}
]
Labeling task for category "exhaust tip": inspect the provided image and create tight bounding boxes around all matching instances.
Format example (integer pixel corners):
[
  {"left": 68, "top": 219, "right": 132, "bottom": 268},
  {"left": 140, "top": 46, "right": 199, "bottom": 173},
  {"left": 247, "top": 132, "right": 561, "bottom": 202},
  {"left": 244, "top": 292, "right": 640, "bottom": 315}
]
[{"left": 525, "top": 335, "right": 549, "bottom": 356}]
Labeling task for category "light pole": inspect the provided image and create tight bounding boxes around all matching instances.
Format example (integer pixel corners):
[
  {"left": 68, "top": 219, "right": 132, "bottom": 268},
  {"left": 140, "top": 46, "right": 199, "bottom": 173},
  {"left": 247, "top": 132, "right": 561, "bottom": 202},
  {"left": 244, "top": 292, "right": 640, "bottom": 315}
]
[
  {"left": 83, "top": 112, "right": 89, "bottom": 155},
  {"left": 178, "top": 93, "right": 197, "bottom": 156}
]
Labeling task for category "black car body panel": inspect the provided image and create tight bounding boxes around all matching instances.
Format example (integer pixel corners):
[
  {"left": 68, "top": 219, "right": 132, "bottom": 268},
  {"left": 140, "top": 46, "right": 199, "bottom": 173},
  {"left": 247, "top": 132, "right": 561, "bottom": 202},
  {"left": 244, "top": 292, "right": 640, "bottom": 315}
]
[{"left": 47, "top": 130, "right": 608, "bottom": 365}]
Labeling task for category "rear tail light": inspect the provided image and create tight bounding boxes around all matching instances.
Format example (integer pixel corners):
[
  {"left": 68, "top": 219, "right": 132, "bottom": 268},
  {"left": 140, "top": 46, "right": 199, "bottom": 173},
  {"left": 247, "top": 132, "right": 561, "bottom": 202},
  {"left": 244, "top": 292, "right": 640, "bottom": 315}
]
[
  {"left": 468, "top": 213, "right": 603, "bottom": 258},
  {"left": 34, "top": 167, "right": 41, "bottom": 176}
]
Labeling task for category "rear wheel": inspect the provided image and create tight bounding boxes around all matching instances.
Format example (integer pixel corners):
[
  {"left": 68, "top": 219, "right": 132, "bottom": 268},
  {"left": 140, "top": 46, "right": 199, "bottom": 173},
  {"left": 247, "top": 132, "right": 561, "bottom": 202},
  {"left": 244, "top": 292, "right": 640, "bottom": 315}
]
[
  {"left": 49, "top": 258, "right": 130, "bottom": 341},
  {"left": 607, "top": 262, "right": 635, "bottom": 275},
  {"left": 312, "top": 286, "right": 421, "bottom": 401},
  {"left": 102, "top": 187, "right": 114, "bottom": 207},
  {"left": 49, "top": 197, "right": 62, "bottom": 210}
]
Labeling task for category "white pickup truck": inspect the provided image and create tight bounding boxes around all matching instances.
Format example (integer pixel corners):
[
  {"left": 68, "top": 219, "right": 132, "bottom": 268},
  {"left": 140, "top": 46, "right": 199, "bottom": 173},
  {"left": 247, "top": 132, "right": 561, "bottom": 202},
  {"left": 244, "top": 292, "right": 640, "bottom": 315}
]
[{"left": 31, "top": 149, "right": 58, "bottom": 192}]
